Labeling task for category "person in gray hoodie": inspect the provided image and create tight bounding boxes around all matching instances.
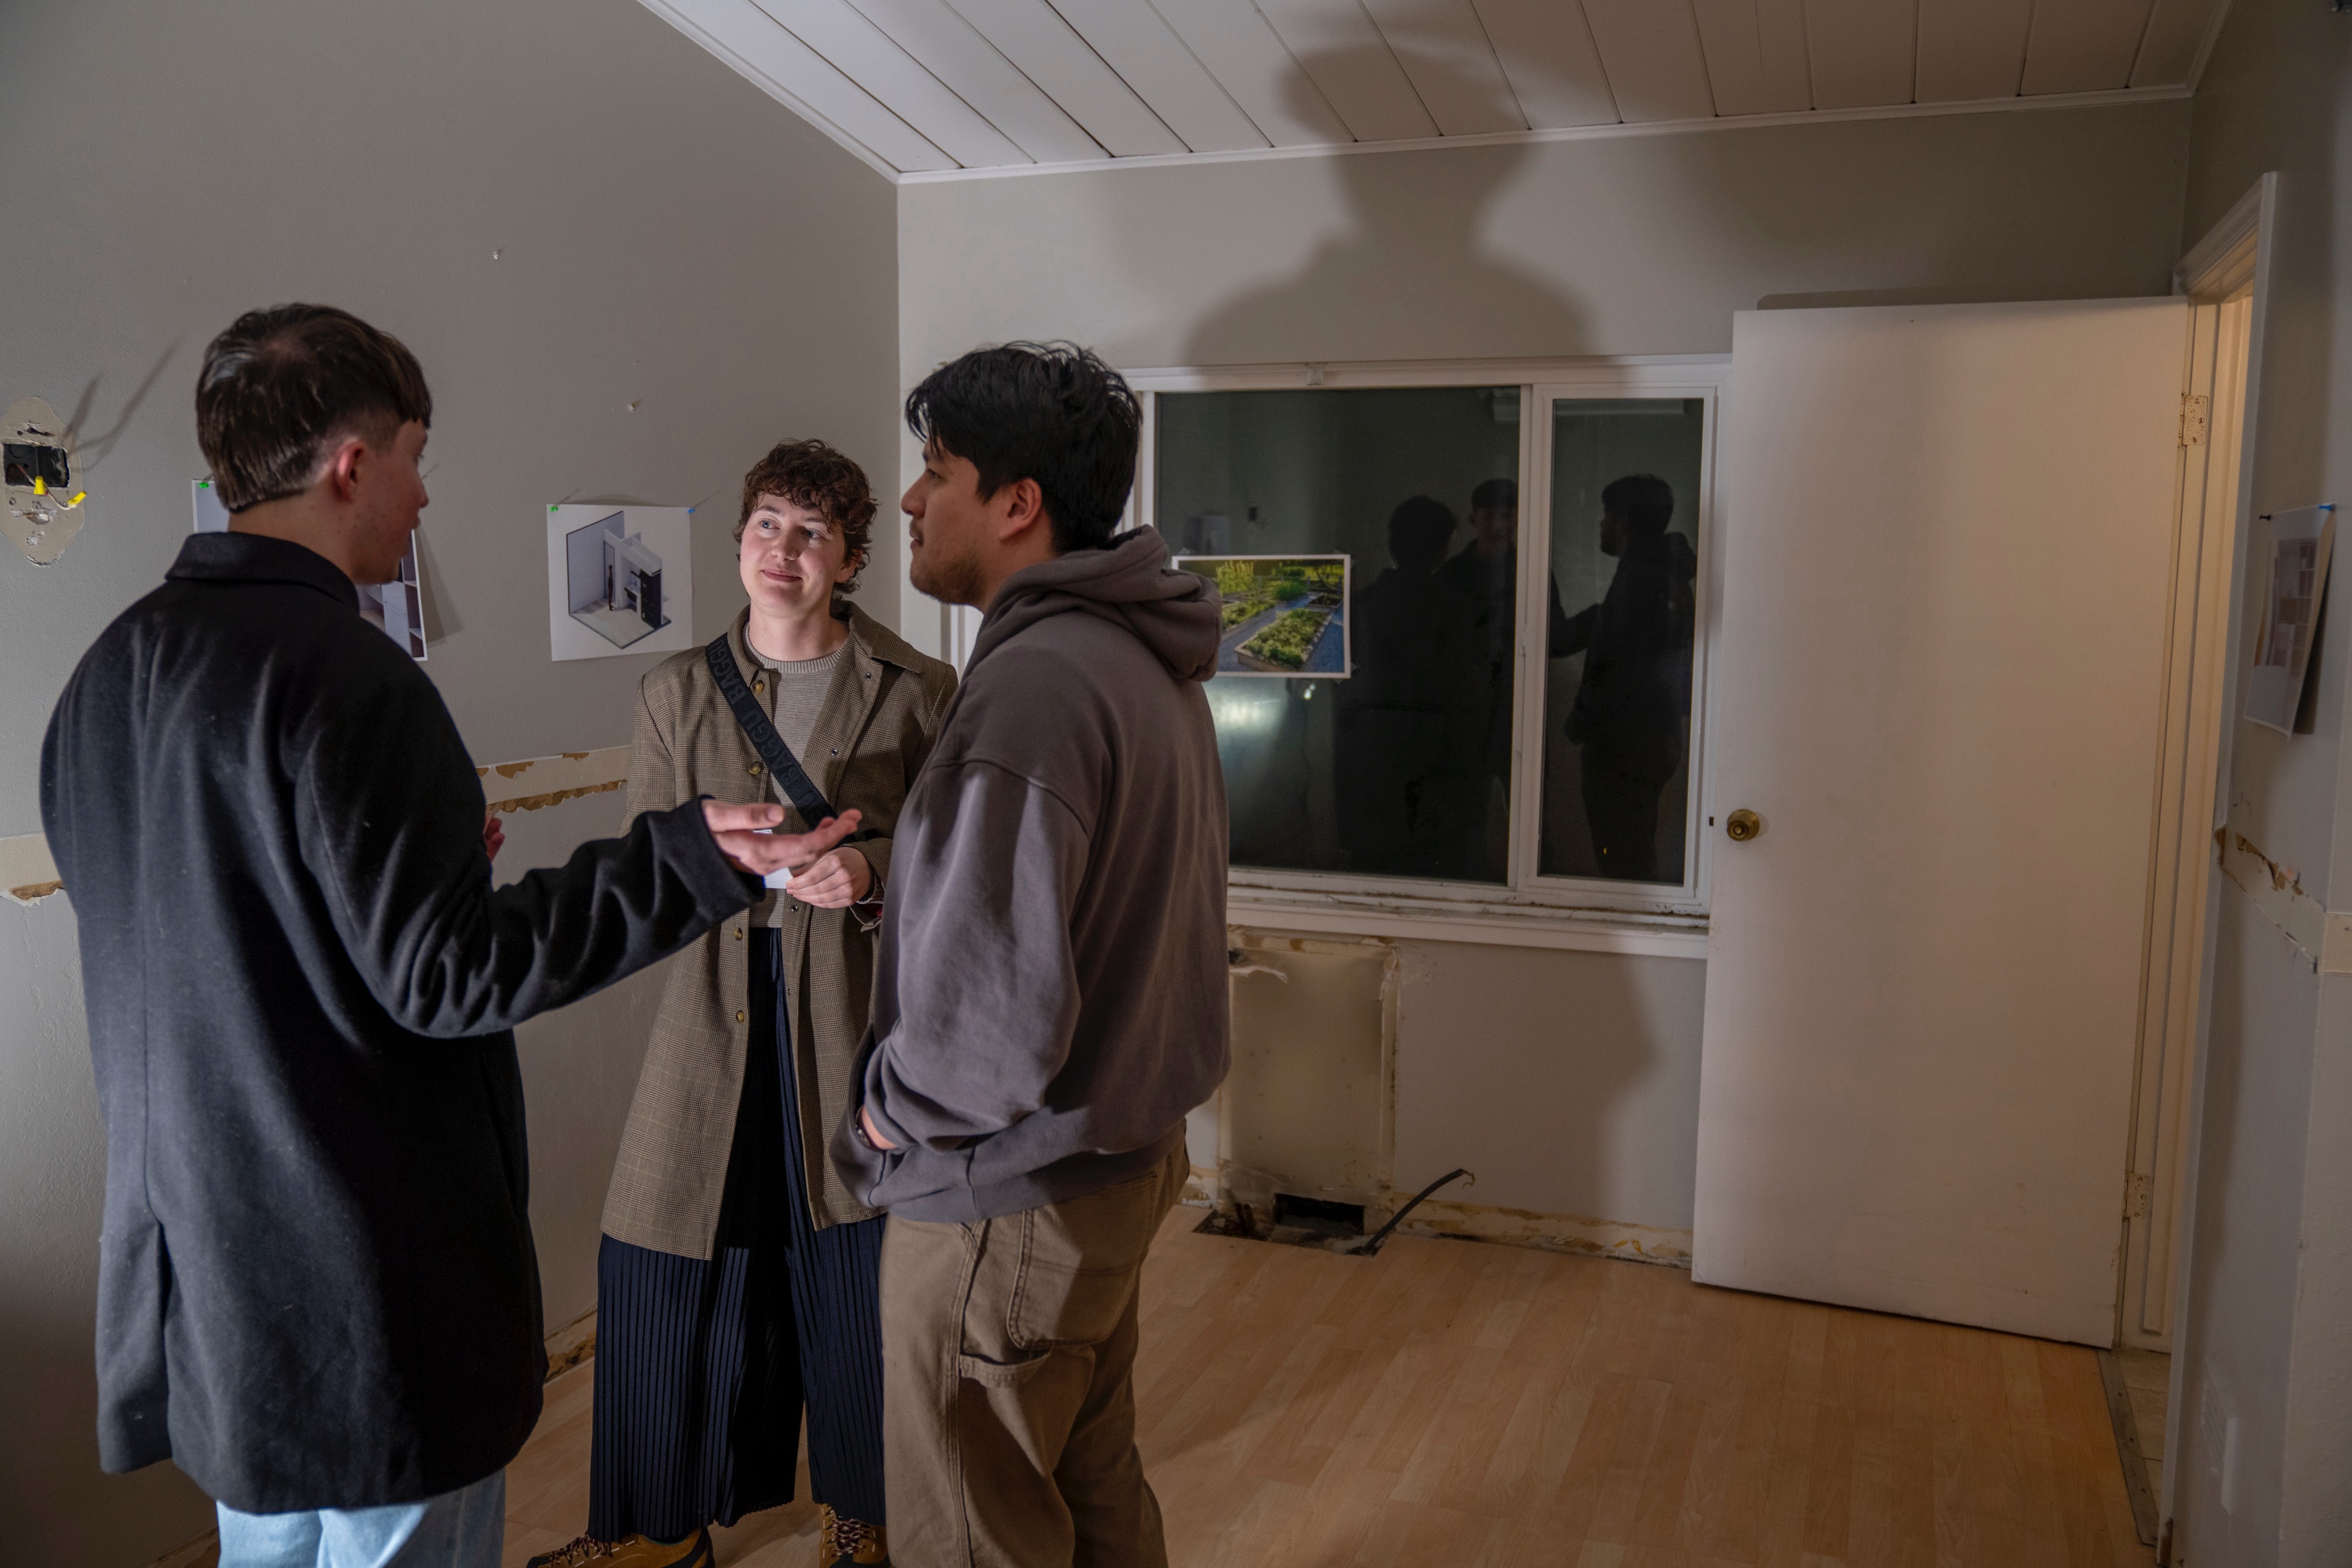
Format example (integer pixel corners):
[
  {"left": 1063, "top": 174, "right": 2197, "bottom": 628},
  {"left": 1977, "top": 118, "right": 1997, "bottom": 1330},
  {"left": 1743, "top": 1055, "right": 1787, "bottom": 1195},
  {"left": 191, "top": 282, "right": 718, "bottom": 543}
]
[{"left": 832, "top": 343, "right": 1228, "bottom": 1567}]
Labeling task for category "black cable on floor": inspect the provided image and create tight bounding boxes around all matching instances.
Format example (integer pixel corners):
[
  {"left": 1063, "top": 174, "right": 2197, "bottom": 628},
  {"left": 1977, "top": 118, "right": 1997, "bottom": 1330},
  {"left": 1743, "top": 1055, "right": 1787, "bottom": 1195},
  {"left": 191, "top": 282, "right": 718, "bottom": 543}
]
[{"left": 1351, "top": 1168, "right": 1470, "bottom": 1256}]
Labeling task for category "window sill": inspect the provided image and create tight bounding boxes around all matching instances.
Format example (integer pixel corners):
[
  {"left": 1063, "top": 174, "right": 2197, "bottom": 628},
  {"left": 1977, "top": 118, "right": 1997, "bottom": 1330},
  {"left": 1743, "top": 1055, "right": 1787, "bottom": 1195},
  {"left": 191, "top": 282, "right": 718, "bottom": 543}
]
[{"left": 1225, "top": 880, "right": 1708, "bottom": 959}]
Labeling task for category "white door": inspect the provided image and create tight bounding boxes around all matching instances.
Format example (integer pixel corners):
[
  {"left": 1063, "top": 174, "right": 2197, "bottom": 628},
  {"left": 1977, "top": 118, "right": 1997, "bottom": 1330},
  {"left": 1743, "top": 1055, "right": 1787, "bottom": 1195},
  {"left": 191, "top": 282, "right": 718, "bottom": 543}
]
[{"left": 1695, "top": 299, "right": 2190, "bottom": 1345}]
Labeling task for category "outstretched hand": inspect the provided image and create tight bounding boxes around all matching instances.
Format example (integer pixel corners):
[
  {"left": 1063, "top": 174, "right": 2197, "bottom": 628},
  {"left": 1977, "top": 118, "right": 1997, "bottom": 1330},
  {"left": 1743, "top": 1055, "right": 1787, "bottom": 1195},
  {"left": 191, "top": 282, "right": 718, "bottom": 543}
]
[
  {"left": 702, "top": 800, "right": 862, "bottom": 879},
  {"left": 789, "top": 846, "right": 873, "bottom": 909}
]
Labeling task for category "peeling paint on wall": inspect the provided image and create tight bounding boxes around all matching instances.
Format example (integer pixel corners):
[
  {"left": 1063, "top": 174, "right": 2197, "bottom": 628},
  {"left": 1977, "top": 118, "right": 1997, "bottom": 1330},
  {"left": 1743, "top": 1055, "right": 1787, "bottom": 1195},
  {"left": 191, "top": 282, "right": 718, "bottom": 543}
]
[
  {"left": 477, "top": 746, "right": 630, "bottom": 815},
  {"left": 2214, "top": 822, "right": 2352, "bottom": 971},
  {"left": 0, "top": 833, "right": 61, "bottom": 905},
  {"left": 0, "top": 746, "right": 634, "bottom": 906}
]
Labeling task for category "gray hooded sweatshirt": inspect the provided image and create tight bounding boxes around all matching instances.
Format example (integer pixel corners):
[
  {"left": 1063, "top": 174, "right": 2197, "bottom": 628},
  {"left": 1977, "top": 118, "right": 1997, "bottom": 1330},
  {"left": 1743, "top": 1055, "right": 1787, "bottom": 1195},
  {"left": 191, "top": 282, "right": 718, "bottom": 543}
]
[{"left": 833, "top": 528, "right": 1229, "bottom": 1222}]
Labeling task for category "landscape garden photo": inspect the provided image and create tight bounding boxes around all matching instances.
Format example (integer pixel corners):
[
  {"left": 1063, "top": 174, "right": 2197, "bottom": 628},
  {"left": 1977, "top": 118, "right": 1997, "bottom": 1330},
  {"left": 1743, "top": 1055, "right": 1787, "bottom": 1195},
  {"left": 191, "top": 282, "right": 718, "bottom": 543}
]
[{"left": 1177, "top": 554, "right": 1351, "bottom": 677}]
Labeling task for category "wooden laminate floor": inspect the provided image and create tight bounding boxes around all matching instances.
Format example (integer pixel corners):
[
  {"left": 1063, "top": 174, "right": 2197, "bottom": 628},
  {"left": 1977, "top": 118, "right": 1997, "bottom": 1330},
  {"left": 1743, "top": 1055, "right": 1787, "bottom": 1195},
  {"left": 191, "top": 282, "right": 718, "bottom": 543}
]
[{"left": 503, "top": 1207, "right": 2152, "bottom": 1568}]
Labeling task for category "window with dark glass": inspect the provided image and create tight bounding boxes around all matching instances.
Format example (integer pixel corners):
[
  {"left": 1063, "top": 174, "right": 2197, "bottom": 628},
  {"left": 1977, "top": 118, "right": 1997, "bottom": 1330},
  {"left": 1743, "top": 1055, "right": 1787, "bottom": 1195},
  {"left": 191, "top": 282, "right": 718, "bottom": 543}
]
[
  {"left": 1159, "top": 387, "right": 1522, "bottom": 885},
  {"left": 1539, "top": 399, "right": 1705, "bottom": 885}
]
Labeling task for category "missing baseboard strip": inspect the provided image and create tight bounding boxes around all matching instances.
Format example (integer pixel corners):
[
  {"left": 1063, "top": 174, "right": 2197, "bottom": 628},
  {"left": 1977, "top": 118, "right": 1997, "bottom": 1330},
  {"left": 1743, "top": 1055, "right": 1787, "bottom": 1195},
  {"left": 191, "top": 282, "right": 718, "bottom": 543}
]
[
  {"left": 143, "top": 1530, "right": 218, "bottom": 1568},
  {"left": 546, "top": 1308, "right": 597, "bottom": 1383},
  {"left": 1396, "top": 1198, "right": 1693, "bottom": 1267},
  {"left": 2096, "top": 1348, "right": 2161, "bottom": 1547}
]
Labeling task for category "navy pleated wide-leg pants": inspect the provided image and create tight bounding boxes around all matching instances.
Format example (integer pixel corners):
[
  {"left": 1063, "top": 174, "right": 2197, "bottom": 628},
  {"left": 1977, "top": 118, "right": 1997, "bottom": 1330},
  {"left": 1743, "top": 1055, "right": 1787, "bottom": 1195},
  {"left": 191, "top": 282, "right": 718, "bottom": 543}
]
[{"left": 586, "top": 931, "right": 887, "bottom": 1541}]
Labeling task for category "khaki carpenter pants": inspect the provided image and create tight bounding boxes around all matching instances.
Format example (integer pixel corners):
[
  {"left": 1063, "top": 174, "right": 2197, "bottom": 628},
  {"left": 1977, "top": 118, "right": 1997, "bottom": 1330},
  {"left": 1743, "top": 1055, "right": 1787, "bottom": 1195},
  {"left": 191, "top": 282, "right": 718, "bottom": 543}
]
[{"left": 880, "top": 1144, "right": 1187, "bottom": 1568}]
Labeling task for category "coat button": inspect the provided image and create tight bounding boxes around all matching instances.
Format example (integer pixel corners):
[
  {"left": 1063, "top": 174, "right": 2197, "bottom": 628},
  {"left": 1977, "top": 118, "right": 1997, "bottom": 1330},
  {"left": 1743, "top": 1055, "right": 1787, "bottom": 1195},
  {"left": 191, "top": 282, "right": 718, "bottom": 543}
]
[
  {"left": 749, "top": 762, "right": 763, "bottom": 775},
  {"left": 735, "top": 1010, "right": 746, "bottom": 1023},
  {"left": 753, "top": 679, "right": 765, "bottom": 693},
  {"left": 733, "top": 927, "right": 743, "bottom": 939}
]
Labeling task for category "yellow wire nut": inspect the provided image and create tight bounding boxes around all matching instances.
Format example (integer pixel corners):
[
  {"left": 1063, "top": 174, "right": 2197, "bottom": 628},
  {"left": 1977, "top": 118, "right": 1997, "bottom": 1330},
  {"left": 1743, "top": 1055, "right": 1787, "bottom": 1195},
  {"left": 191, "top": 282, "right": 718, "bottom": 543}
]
[
  {"left": 31, "top": 476, "right": 46, "bottom": 495},
  {"left": 67, "top": 492, "right": 86, "bottom": 508}
]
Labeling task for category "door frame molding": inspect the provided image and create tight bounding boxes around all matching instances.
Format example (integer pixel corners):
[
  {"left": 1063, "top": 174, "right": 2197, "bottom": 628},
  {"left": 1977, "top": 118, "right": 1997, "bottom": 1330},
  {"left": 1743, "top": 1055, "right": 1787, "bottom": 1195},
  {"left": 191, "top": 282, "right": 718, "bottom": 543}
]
[
  {"left": 2116, "top": 200, "right": 2264, "bottom": 1356},
  {"left": 2147, "top": 170, "right": 2278, "bottom": 1546}
]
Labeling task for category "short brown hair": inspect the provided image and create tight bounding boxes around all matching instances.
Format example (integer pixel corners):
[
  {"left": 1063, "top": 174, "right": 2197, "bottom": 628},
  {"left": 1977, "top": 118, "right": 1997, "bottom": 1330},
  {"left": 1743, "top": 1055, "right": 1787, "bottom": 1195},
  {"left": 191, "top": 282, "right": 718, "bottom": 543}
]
[
  {"left": 196, "top": 305, "right": 432, "bottom": 512},
  {"left": 736, "top": 439, "right": 877, "bottom": 597}
]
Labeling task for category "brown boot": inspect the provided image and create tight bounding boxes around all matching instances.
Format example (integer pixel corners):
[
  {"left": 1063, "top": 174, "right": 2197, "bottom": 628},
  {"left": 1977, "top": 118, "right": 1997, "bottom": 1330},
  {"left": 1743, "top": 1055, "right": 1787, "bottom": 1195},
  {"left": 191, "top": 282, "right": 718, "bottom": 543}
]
[
  {"left": 818, "top": 1503, "right": 890, "bottom": 1566},
  {"left": 525, "top": 1528, "right": 713, "bottom": 1568}
]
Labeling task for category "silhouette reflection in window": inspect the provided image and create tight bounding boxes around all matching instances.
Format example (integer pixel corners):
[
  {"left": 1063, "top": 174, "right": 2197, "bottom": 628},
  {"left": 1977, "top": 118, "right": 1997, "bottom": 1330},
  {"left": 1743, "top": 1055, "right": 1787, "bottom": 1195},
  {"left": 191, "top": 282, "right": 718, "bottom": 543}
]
[
  {"left": 1336, "top": 497, "right": 1486, "bottom": 879},
  {"left": 1160, "top": 385, "right": 1522, "bottom": 884},
  {"left": 1552, "top": 474, "right": 1697, "bottom": 883},
  {"left": 1439, "top": 477, "right": 1573, "bottom": 815}
]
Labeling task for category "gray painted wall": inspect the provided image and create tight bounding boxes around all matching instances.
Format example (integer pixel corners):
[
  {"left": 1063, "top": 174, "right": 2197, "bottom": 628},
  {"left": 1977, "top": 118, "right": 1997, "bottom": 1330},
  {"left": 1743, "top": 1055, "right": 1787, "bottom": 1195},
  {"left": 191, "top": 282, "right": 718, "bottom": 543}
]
[
  {"left": 2172, "top": 1, "right": 2352, "bottom": 1560},
  {"left": 0, "top": 2, "right": 895, "bottom": 1561},
  {"left": 896, "top": 100, "right": 2191, "bottom": 1240},
  {"left": 896, "top": 99, "right": 2187, "bottom": 379}
]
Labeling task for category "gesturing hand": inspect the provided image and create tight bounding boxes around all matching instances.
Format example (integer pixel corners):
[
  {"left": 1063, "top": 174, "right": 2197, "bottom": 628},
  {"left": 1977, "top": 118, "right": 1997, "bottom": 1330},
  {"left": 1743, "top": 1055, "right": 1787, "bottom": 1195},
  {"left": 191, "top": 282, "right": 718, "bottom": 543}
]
[
  {"left": 789, "top": 847, "right": 873, "bottom": 909},
  {"left": 702, "top": 800, "right": 862, "bottom": 878},
  {"left": 482, "top": 814, "right": 506, "bottom": 862}
]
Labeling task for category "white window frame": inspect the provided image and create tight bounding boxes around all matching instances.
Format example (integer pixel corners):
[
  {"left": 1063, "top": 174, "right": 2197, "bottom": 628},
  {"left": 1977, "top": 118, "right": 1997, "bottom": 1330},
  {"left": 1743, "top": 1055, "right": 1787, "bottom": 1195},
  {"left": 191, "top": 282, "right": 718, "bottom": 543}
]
[{"left": 1127, "top": 356, "right": 1727, "bottom": 958}]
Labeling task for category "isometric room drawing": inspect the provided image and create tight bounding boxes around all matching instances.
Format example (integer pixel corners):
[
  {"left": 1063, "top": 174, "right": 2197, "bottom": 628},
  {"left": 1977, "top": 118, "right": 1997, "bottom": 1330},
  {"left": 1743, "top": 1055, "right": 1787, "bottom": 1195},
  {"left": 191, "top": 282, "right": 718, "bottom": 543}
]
[{"left": 565, "top": 510, "right": 669, "bottom": 650}]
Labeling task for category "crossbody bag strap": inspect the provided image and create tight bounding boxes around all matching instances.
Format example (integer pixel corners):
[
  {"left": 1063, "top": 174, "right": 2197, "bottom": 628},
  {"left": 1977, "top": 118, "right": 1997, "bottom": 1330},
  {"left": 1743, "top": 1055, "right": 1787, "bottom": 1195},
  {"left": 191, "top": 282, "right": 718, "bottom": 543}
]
[{"left": 705, "top": 632, "right": 840, "bottom": 826}]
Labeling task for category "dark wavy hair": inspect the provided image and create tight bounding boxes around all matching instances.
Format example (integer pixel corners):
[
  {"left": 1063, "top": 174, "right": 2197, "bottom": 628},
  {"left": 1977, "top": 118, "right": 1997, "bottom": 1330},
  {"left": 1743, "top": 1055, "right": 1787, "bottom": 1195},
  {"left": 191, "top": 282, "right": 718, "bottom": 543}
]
[
  {"left": 196, "top": 305, "right": 431, "bottom": 512},
  {"left": 736, "top": 438, "right": 877, "bottom": 597},
  {"left": 904, "top": 341, "right": 1141, "bottom": 552}
]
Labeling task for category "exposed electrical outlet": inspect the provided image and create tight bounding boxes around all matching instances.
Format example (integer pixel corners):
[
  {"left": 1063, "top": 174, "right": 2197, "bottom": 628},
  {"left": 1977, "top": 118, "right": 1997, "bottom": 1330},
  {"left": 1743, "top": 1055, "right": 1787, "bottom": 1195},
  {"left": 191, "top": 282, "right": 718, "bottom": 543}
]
[{"left": 2, "top": 396, "right": 86, "bottom": 564}]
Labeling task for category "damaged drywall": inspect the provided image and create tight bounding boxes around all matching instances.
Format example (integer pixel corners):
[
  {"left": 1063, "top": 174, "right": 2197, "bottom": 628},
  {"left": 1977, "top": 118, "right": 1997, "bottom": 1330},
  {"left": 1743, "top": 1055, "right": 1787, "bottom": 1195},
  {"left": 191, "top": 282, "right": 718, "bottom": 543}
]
[
  {"left": 0, "top": 746, "right": 634, "bottom": 906},
  {"left": 0, "top": 833, "right": 60, "bottom": 905},
  {"left": 477, "top": 746, "right": 630, "bottom": 815},
  {"left": 2215, "top": 822, "right": 2352, "bottom": 973},
  {"left": 1214, "top": 931, "right": 1397, "bottom": 1221}
]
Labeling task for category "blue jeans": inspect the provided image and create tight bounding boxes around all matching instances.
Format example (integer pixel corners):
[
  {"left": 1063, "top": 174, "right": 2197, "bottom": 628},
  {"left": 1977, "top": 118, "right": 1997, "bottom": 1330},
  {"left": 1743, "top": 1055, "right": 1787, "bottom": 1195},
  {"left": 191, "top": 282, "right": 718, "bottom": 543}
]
[{"left": 216, "top": 1470, "right": 503, "bottom": 1568}]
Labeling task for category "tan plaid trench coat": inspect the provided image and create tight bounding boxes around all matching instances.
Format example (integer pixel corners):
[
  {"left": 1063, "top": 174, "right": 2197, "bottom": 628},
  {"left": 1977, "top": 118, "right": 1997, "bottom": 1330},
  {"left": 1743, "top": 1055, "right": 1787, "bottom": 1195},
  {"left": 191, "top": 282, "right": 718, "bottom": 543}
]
[{"left": 600, "top": 604, "right": 956, "bottom": 1258}]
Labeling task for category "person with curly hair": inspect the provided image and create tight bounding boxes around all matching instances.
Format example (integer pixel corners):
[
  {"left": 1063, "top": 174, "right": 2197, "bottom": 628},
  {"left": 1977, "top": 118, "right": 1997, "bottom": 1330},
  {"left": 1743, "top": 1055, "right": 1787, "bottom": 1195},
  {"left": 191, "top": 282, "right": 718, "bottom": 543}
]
[{"left": 531, "top": 441, "right": 954, "bottom": 1568}]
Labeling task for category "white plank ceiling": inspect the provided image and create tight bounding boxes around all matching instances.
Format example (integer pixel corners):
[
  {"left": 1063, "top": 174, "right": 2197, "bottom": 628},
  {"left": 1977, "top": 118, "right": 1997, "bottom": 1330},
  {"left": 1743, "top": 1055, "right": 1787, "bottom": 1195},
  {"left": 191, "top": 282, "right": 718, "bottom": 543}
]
[{"left": 642, "top": 0, "right": 2227, "bottom": 180}]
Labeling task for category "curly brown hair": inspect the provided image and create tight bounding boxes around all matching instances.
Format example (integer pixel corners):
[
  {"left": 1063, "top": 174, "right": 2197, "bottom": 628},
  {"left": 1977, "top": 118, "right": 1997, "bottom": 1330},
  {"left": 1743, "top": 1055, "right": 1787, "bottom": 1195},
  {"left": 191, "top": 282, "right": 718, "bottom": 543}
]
[{"left": 736, "top": 438, "right": 877, "bottom": 597}]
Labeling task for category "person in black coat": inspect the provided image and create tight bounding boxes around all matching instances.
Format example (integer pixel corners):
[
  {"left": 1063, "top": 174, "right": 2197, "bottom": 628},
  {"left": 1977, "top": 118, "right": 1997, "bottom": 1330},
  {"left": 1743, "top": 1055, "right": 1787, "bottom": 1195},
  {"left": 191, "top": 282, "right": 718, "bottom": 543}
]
[{"left": 38, "top": 305, "right": 855, "bottom": 1567}]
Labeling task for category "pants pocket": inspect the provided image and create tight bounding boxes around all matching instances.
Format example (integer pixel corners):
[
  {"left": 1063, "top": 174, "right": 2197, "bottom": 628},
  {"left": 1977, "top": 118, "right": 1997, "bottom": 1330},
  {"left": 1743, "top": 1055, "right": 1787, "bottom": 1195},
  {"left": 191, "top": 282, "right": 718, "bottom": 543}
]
[
  {"left": 954, "top": 1349, "right": 1054, "bottom": 1389},
  {"left": 1007, "top": 1168, "right": 1170, "bottom": 1351}
]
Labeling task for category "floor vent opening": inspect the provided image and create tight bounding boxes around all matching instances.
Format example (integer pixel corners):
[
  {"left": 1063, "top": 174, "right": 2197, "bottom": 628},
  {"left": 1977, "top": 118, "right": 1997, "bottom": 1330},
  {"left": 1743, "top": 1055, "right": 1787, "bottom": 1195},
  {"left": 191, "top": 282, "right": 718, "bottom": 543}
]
[{"left": 1196, "top": 1192, "right": 1368, "bottom": 1252}]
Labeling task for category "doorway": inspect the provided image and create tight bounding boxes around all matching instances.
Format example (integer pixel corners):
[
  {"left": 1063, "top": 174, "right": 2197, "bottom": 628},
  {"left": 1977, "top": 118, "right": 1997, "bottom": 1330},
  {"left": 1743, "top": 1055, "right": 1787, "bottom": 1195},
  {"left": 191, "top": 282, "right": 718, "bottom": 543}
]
[{"left": 1692, "top": 172, "right": 2270, "bottom": 1361}]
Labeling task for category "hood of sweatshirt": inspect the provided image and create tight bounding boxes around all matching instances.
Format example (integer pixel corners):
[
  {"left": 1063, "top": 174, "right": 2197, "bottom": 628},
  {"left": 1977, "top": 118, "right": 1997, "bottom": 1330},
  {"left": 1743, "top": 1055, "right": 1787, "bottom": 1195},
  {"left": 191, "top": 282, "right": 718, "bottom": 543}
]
[{"left": 968, "top": 527, "right": 1221, "bottom": 683}]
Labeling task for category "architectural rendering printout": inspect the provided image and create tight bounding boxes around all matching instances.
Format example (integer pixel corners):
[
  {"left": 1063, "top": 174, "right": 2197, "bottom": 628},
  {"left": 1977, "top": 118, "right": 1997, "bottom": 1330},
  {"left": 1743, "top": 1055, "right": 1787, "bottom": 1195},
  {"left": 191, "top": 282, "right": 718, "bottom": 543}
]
[
  {"left": 194, "top": 478, "right": 427, "bottom": 660},
  {"left": 545, "top": 503, "right": 694, "bottom": 662},
  {"left": 1178, "top": 554, "right": 1351, "bottom": 677},
  {"left": 2245, "top": 503, "right": 2336, "bottom": 733}
]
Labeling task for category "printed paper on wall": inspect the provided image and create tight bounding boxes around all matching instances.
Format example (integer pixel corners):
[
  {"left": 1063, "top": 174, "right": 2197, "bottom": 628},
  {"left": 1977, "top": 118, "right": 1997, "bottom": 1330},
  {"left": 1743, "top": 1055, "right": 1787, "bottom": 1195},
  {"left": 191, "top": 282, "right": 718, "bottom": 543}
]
[{"left": 546, "top": 504, "right": 695, "bottom": 662}]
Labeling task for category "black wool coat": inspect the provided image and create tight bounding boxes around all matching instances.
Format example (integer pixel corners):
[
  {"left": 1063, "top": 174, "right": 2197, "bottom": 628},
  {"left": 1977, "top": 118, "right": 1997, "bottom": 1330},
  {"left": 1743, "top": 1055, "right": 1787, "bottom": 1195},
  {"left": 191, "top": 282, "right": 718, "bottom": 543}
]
[{"left": 38, "top": 532, "right": 758, "bottom": 1513}]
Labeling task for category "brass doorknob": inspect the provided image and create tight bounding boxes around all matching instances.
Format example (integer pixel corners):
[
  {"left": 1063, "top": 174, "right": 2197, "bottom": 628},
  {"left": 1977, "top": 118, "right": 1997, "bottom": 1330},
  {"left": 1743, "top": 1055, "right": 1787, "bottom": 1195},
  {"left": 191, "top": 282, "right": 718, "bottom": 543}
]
[{"left": 1726, "top": 808, "right": 1762, "bottom": 842}]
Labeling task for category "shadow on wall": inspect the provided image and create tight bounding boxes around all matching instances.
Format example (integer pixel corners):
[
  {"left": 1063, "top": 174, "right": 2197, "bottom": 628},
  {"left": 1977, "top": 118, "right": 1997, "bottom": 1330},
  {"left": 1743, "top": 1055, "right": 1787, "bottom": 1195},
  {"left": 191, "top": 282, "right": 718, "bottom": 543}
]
[
  {"left": 0, "top": 1305, "right": 214, "bottom": 1565},
  {"left": 1169, "top": 50, "right": 1657, "bottom": 1235},
  {"left": 1181, "top": 48, "right": 1591, "bottom": 368},
  {"left": 0, "top": 908, "right": 215, "bottom": 1566}
]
